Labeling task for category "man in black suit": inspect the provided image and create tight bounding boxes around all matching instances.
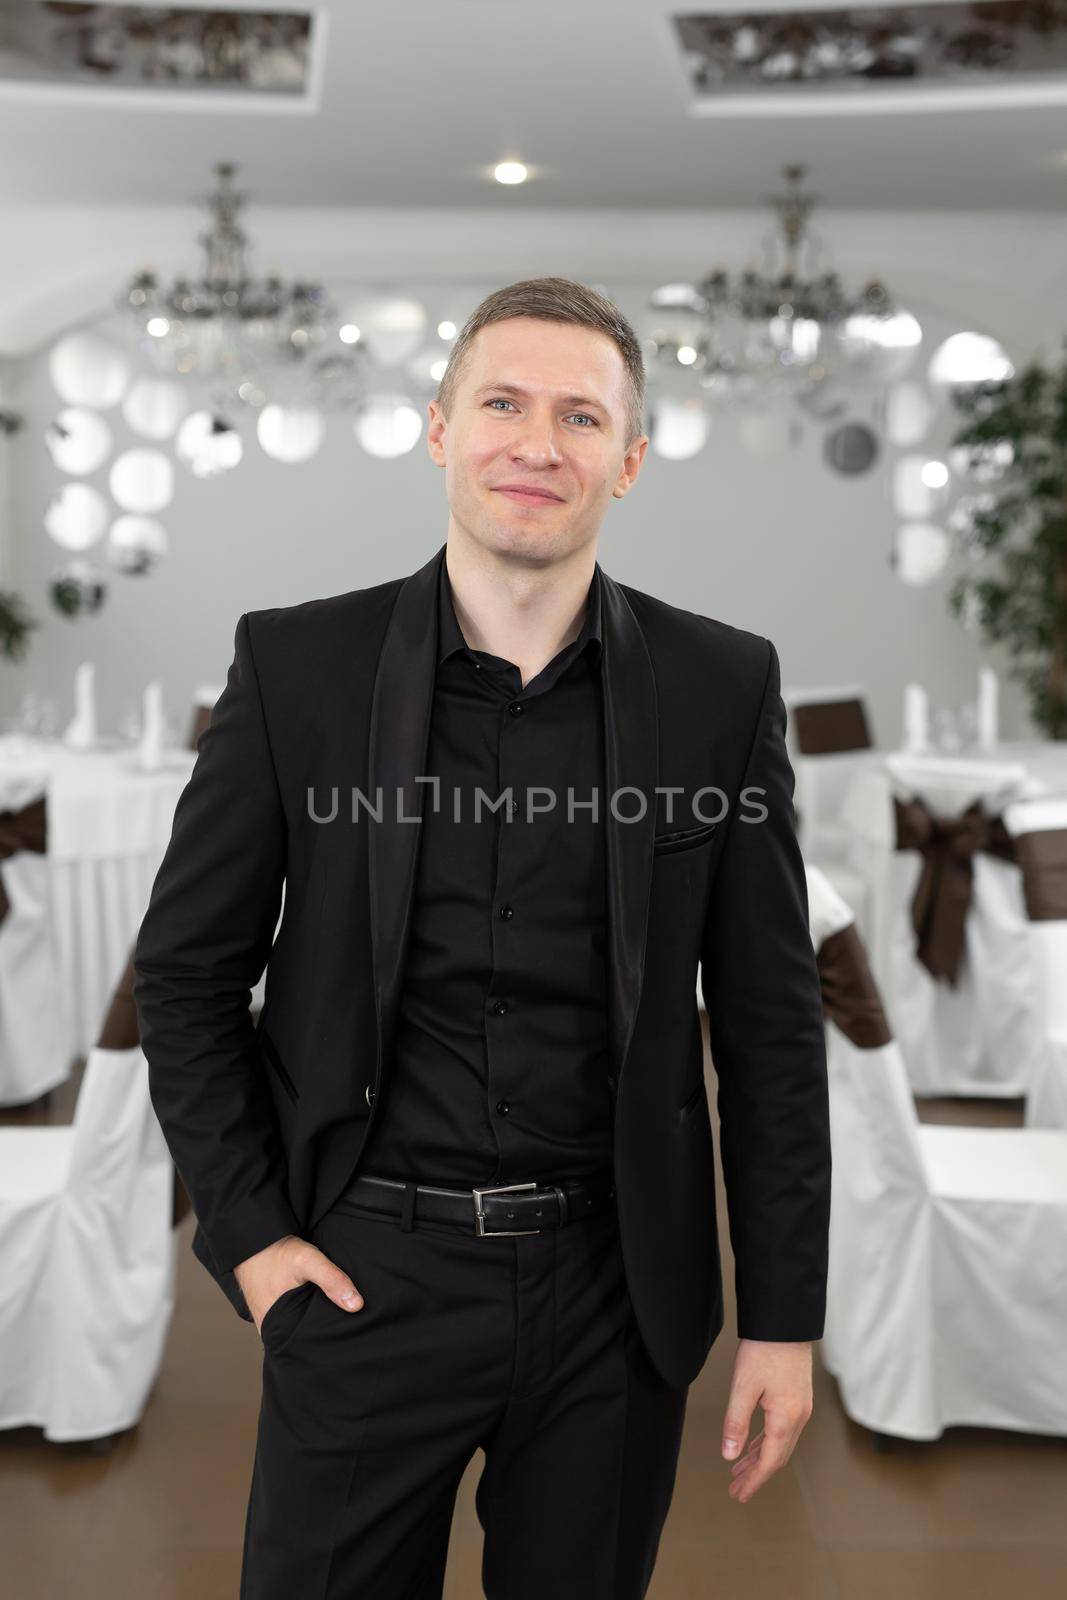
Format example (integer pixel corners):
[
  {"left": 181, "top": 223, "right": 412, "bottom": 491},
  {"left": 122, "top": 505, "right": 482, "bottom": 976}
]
[{"left": 133, "top": 276, "right": 830, "bottom": 1598}]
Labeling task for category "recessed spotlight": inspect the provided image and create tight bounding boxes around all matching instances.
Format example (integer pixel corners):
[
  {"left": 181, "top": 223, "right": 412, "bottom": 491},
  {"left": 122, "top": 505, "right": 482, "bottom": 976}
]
[
  {"left": 437, "top": 320, "right": 457, "bottom": 340},
  {"left": 494, "top": 161, "right": 528, "bottom": 186},
  {"left": 339, "top": 324, "right": 361, "bottom": 344}
]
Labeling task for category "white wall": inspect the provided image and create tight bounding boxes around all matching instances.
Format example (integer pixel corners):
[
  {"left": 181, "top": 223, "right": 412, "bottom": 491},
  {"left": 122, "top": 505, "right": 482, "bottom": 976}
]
[{"left": 1, "top": 203, "right": 1063, "bottom": 742}]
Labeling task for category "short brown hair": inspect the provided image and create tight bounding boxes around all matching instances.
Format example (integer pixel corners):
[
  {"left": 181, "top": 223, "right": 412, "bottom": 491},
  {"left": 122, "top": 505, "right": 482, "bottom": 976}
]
[{"left": 435, "top": 276, "right": 646, "bottom": 446}]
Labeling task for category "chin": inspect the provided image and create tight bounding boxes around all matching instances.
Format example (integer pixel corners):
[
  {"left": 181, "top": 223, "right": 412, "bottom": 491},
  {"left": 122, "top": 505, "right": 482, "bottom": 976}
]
[{"left": 484, "top": 522, "right": 568, "bottom": 561}]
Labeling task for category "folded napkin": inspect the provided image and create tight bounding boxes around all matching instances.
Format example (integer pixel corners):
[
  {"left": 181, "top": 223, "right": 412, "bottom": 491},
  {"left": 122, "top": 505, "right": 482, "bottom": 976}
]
[
  {"left": 137, "top": 679, "right": 165, "bottom": 771},
  {"left": 902, "top": 682, "right": 929, "bottom": 754},
  {"left": 62, "top": 660, "right": 97, "bottom": 750}
]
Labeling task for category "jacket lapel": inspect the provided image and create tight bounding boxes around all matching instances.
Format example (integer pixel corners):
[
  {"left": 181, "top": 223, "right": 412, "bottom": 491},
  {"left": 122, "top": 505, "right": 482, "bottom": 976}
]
[
  {"left": 367, "top": 542, "right": 445, "bottom": 1088},
  {"left": 599, "top": 568, "right": 659, "bottom": 1091},
  {"left": 366, "top": 542, "right": 659, "bottom": 1102}
]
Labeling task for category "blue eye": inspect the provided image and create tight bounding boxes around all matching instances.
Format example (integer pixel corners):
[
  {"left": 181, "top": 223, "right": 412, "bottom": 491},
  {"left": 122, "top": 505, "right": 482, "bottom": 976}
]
[{"left": 485, "top": 398, "right": 597, "bottom": 427}]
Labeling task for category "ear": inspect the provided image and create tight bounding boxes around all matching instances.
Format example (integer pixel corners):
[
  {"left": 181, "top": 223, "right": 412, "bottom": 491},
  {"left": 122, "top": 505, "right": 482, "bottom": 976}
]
[
  {"left": 426, "top": 399, "right": 446, "bottom": 466},
  {"left": 612, "top": 433, "right": 649, "bottom": 498}
]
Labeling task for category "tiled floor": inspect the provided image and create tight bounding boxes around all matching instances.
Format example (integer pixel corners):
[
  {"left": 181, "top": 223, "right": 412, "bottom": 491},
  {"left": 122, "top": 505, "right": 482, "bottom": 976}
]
[{"left": 3, "top": 1039, "right": 1066, "bottom": 1598}]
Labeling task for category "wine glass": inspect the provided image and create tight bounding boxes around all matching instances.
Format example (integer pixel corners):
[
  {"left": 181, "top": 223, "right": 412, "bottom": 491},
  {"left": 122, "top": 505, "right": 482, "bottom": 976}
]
[
  {"left": 118, "top": 700, "right": 142, "bottom": 743},
  {"left": 933, "top": 707, "right": 962, "bottom": 754}
]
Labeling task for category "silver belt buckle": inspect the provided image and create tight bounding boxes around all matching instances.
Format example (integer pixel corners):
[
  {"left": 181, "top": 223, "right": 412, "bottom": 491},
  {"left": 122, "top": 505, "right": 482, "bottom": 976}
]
[{"left": 472, "top": 1180, "right": 541, "bottom": 1236}]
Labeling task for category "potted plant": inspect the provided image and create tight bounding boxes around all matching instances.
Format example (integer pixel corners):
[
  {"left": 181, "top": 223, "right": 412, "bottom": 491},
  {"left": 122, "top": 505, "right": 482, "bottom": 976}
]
[
  {"left": 0, "top": 589, "right": 36, "bottom": 662},
  {"left": 948, "top": 344, "right": 1067, "bottom": 739}
]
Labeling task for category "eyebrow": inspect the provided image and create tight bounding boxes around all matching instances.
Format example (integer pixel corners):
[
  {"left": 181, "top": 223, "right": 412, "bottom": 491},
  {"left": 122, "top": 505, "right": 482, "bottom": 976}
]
[{"left": 473, "top": 381, "right": 608, "bottom": 412}]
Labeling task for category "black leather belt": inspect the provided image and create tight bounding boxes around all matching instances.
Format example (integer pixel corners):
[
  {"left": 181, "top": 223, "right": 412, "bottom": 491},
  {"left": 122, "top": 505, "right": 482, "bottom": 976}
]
[{"left": 336, "top": 1172, "right": 617, "bottom": 1236}]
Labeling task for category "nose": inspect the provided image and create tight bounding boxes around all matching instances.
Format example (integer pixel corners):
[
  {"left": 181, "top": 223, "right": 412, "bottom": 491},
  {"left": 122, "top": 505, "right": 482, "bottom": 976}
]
[{"left": 509, "top": 414, "right": 564, "bottom": 469}]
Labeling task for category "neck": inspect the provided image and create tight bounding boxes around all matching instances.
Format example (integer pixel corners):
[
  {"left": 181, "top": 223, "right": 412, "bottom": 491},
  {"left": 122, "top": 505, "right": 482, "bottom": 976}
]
[{"left": 443, "top": 529, "right": 596, "bottom": 688}]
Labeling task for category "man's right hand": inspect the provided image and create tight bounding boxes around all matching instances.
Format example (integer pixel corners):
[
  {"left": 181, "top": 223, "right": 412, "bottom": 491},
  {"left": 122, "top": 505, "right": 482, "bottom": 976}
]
[{"left": 234, "top": 1233, "right": 364, "bottom": 1334}]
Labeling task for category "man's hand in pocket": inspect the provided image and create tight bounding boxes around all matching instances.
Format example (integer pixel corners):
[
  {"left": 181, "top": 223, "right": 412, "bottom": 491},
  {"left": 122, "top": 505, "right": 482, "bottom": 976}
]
[{"left": 234, "top": 1233, "right": 364, "bottom": 1334}]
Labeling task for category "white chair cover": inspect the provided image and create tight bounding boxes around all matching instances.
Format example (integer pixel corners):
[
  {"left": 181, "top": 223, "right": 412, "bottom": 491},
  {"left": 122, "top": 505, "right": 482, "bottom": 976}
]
[
  {"left": 841, "top": 754, "right": 1044, "bottom": 1096},
  {"left": 784, "top": 684, "right": 880, "bottom": 865},
  {"left": 805, "top": 861, "right": 855, "bottom": 949},
  {"left": 0, "top": 842, "right": 71, "bottom": 1107},
  {"left": 1001, "top": 796, "right": 1067, "bottom": 1130},
  {"left": 808, "top": 871, "right": 1067, "bottom": 1441},
  {"left": 0, "top": 1011, "right": 175, "bottom": 1441},
  {"left": 1, "top": 739, "right": 197, "bottom": 1063},
  {"left": 250, "top": 877, "right": 286, "bottom": 1015},
  {"left": 809, "top": 859, "right": 873, "bottom": 950}
]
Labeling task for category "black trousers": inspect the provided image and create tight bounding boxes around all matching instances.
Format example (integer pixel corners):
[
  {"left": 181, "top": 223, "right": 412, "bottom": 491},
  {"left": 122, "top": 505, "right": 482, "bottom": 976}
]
[{"left": 239, "top": 1176, "right": 690, "bottom": 1599}]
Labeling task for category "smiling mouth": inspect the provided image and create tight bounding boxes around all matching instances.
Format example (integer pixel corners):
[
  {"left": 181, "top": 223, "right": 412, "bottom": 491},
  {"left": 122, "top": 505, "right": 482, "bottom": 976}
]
[{"left": 493, "top": 487, "right": 564, "bottom": 504}]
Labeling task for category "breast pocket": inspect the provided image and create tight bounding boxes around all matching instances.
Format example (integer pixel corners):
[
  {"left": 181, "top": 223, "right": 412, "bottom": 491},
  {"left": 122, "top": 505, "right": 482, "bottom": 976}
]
[{"left": 652, "top": 820, "right": 720, "bottom": 858}]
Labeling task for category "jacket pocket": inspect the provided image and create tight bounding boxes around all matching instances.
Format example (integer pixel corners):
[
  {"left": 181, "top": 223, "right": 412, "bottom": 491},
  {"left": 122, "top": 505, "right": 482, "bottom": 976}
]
[
  {"left": 653, "top": 820, "right": 720, "bottom": 857},
  {"left": 259, "top": 1028, "right": 299, "bottom": 1104}
]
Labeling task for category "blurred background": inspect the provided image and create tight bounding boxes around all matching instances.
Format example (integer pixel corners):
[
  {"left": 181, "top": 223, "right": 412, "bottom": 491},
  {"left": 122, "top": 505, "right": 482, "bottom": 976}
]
[{"left": 0, "top": 2, "right": 1065, "bottom": 1596}]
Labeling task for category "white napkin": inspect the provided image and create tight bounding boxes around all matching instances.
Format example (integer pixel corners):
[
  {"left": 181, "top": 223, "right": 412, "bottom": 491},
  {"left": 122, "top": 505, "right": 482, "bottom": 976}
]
[
  {"left": 137, "top": 680, "right": 166, "bottom": 771},
  {"left": 62, "top": 660, "right": 97, "bottom": 749},
  {"left": 976, "top": 665, "right": 999, "bottom": 751},
  {"left": 902, "top": 682, "right": 929, "bottom": 754}
]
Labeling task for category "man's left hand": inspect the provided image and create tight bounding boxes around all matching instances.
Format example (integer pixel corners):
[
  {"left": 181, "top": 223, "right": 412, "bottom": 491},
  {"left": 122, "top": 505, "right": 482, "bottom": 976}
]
[{"left": 721, "top": 1338, "right": 814, "bottom": 1502}]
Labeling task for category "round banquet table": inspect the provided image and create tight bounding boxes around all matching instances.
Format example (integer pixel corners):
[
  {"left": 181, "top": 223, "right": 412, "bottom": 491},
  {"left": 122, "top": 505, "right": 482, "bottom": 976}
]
[
  {"left": 0, "top": 733, "right": 196, "bottom": 1077},
  {"left": 988, "top": 738, "right": 1067, "bottom": 794}
]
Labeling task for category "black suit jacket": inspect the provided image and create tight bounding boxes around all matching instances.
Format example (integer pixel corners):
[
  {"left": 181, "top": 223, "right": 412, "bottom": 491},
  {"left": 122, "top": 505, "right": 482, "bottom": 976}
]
[{"left": 132, "top": 540, "right": 830, "bottom": 1389}]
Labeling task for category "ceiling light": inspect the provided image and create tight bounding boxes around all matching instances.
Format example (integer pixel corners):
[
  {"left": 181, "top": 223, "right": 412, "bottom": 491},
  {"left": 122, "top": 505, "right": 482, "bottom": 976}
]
[{"left": 494, "top": 161, "right": 528, "bottom": 185}]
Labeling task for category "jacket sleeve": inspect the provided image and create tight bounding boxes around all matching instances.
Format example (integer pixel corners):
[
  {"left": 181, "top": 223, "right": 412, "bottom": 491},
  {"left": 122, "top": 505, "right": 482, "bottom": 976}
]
[
  {"left": 132, "top": 611, "right": 302, "bottom": 1320},
  {"left": 699, "top": 637, "right": 831, "bottom": 1341}
]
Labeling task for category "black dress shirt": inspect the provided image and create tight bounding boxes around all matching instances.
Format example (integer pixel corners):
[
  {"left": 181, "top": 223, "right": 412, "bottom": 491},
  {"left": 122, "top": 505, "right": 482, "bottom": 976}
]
[{"left": 357, "top": 554, "right": 612, "bottom": 1189}]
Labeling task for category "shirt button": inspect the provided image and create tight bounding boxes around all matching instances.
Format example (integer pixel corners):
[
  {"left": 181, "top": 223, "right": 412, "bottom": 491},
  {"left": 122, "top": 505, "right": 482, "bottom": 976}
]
[
  {"left": 365, "top": 1084, "right": 375, "bottom": 1105},
  {"left": 492, "top": 999, "right": 509, "bottom": 1015},
  {"left": 508, "top": 701, "right": 523, "bottom": 716},
  {"left": 499, "top": 904, "right": 514, "bottom": 920},
  {"left": 495, "top": 1100, "right": 511, "bottom": 1115}
]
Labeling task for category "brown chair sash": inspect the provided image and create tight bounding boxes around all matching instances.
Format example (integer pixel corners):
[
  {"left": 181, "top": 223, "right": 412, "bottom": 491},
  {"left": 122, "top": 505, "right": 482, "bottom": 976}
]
[
  {"left": 793, "top": 697, "right": 872, "bottom": 755},
  {"left": 96, "top": 944, "right": 191, "bottom": 1228},
  {"left": 0, "top": 793, "right": 47, "bottom": 927},
  {"left": 187, "top": 702, "right": 213, "bottom": 751},
  {"left": 96, "top": 949, "right": 139, "bottom": 1050},
  {"left": 816, "top": 921, "right": 893, "bottom": 1048},
  {"left": 1012, "top": 827, "right": 1067, "bottom": 922},
  {"left": 894, "top": 795, "right": 1017, "bottom": 987}
]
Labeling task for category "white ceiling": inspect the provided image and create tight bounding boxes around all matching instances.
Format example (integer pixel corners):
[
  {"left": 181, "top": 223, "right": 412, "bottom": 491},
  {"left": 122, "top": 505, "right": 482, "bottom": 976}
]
[{"left": 0, "top": 0, "right": 1065, "bottom": 211}]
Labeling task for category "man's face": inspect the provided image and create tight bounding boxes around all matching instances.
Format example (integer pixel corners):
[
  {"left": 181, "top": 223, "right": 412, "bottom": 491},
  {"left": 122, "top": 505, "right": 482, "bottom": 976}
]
[{"left": 427, "top": 316, "right": 648, "bottom": 567}]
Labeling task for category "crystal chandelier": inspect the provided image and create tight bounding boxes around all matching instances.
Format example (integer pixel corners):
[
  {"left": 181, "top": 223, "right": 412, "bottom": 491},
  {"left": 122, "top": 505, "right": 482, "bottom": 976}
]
[
  {"left": 116, "top": 162, "right": 367, "bottom": 413},
  {"left": 647, "top": 165, "right": 921, "bottom": 415}
]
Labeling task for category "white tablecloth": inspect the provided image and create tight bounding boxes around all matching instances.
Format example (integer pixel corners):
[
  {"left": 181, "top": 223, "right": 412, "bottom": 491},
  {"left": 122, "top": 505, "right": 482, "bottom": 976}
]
[
  {"left": 0, "top": 735, "right": 196, "bottom": 1063},
  {"left": 979, "top": 739, "right": 1067, "bottom": 796},
  {"left": 841, "top": 741, "right": 1067, "bottom": 863}
]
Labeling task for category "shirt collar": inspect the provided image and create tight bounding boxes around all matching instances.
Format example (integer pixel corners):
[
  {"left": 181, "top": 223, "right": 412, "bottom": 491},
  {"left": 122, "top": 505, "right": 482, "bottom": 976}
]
[{"left": 437, "top": 555, "right": 603, "bottom": 670}]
